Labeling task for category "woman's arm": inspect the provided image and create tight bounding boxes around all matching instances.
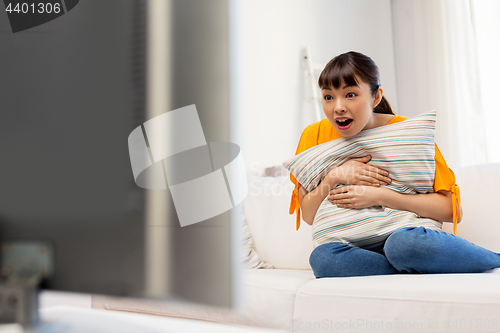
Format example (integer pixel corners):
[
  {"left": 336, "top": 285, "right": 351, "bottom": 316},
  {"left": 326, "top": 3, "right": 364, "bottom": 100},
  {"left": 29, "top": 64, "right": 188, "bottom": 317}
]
[
  {"left": 298, "top": 174, "right": 339, "bottom": 225},
  {"left": 377, "top": 189, "right": 463, "bottom": 223},
  {"left": 300, "top": 156, "right": 392, "bottom": 225}
]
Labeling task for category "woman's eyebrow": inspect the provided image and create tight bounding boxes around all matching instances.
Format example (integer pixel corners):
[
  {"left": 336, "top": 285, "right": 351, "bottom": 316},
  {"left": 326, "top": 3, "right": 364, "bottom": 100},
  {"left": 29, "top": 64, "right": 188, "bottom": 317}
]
[{"left": 321, "top": 85, "right": 360, "bottom": 91}]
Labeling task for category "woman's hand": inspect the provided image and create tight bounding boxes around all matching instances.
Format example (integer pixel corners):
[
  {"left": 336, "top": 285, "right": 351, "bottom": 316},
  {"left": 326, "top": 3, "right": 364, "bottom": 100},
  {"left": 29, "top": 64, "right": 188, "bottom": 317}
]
[
  {"left": 328, "top": 185, "right": 388, "bottom": 209},
  {"left": 327, "top": 155, "right": 392, "bottom": 187}
]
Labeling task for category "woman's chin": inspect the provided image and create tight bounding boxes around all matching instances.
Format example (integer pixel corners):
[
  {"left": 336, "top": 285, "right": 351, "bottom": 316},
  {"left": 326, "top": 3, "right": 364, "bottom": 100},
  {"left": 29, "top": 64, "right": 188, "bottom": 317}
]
[{"left": 336, "top": 126, "right": 360, "bottom": 137}]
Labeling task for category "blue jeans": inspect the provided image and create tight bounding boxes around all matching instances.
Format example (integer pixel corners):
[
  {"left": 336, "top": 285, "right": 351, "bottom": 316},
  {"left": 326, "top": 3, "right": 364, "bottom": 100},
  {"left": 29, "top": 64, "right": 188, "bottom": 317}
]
[{"left": 309, "top": 226, "right": 500, "bottom": 278}]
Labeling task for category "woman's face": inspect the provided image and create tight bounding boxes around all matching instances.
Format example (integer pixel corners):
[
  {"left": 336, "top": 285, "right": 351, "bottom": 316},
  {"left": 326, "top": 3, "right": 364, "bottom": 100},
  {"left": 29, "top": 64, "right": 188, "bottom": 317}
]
[{"left": 321, "top": 77, "right": 381, "bottom": 137}]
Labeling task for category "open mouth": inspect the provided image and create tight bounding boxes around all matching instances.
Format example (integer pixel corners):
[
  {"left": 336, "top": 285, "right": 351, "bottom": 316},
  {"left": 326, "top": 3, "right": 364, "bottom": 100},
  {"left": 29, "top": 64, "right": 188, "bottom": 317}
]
[{"left": 336, "top": 118, "right": 353, "bottom": 128}]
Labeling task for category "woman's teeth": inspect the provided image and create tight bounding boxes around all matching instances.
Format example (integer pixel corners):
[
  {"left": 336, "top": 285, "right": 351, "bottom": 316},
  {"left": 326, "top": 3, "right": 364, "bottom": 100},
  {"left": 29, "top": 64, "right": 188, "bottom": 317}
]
[{"left": 336, "top": 118, "right": 353, "bottom": 129}]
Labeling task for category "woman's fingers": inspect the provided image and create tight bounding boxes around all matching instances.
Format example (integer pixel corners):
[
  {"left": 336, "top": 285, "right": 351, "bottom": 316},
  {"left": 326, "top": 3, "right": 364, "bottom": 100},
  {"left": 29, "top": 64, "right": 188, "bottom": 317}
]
[
  {"left": 365, "top": 164, "right": 389, "bottom": 176},
  {"left": 355, "top": 173, "right": 386, "bottom": 186},
  {"left": 331, "top": 185, "right": 352, "bottom": 194},
  {"left": 332, "top": 200, "right": 351, "bottom": 206},
  {"left": 329, "top": 188, "right": 354, "bottom": 206},
  {"left": 361, "top": 181, "right": 378, "bottom": 187},
  {"left": 364, "top": 165, "right": 389, "bottom": 178},
  {"left": 360, "top": 174, "right": 386, "bottom": 186},
  {"left": 363, "top": 167, "right": 391, "bottom": 185},
  {"left": 329, "top": 192, "right": 350, "bottom": 200},
  {"left": 329, "top": 197, "right": 352, "bottom": 205}
]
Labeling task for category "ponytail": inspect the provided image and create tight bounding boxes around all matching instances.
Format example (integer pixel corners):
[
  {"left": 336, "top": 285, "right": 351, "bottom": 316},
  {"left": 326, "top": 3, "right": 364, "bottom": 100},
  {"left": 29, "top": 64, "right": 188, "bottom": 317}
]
[{"left": 373, "top": 96, "right": 394, "bottom": 115}]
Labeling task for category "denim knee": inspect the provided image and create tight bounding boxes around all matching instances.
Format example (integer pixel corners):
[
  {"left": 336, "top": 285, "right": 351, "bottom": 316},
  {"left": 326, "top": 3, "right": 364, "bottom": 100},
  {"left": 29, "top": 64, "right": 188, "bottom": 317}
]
[
  {"left": 309, "top": 242, "right": 350, "bottom": 278},
  {"left": 384, "top": 227, "right": 438, "bottom": 273}
]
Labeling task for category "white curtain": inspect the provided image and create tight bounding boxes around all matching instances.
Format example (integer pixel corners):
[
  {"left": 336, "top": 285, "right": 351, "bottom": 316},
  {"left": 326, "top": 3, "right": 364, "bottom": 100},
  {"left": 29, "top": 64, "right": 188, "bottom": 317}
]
[
  {"left": 393, "top": 0, "right": 500, "bottom": 169},
  {"left": 471, "top": 0, "right": 500, "bottom": 164}
]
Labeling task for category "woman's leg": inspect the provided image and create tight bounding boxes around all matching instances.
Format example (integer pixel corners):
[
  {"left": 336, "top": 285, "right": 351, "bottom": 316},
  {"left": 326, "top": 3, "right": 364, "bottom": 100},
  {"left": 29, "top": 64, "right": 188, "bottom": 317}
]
[
  {"left": 384, "top": 226, "right": 500, "bottom": 273},
  {"left": 309, "top": 242, "right": 398, "bottom": 278}
]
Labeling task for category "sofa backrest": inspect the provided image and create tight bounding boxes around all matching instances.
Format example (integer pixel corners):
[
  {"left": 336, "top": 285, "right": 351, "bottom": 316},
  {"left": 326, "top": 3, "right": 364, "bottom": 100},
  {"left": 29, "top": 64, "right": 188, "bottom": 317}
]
[
  {"left": 244, "top": 175, "right": 313, "bottom": 270},
  {"left": 441, "top": 163, "right": 500, "bottom": 252}
]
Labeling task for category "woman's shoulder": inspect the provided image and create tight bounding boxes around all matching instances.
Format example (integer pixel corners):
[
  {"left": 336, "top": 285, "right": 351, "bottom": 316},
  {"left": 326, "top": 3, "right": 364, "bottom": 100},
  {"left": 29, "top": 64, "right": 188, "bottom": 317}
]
[
  {"left": 387, "top": 114, "right": 409, "bottom": 124},
  {"left": 296, "top": 119, "right": 341, "bottom": 154},
  {"left": 391, "top": 114, "right": 409, "bottom": 122},
  {"left": 301, "top": 118, "right": 333, "bottom": 134},
  {"left": 299, "top": 113, "right": 408, "bottom": 147},
  {"left": 302, "top": 114, "right": 408, "bottom": 137},
  {"left": 305, "top": 118, "right": 342, "bottom": 142}
]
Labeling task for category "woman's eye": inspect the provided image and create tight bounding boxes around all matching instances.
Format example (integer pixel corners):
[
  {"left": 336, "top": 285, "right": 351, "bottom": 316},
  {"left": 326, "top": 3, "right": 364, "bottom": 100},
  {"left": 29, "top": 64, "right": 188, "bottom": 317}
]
[
  {"left": 323, "top": 95, "right": 333, "bottom": 101},
  {"left": 346, "top": 92, "right": 356, "bottom": 98}
]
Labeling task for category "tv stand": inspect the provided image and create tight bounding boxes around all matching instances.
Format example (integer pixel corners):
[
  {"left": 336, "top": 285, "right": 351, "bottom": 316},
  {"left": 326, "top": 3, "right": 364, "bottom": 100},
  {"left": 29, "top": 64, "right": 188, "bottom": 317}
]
[{"left": 0, "top": 241, "right": 61, "bottom": 332}]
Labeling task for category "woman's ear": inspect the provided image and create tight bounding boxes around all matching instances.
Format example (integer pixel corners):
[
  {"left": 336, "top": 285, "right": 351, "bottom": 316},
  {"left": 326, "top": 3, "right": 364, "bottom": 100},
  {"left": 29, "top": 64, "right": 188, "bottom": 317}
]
[{"left": 373, "top": 87, "right": 384, "bottom": 108}]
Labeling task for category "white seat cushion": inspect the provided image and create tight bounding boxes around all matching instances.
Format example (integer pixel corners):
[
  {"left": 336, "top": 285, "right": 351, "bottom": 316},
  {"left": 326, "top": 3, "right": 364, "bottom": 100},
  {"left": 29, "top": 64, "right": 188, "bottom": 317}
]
[
  {"left": 293, "top": 269, "right": 500, "bottom": 333},
  {"left": 241, "top": 269, "right": 315, "bottom": 329},
  {"left": 40, "top": 306, "right": 286, "bottom": 333},
  {"left": 93, "top": 269, "right": 314, "bottom": 330}
]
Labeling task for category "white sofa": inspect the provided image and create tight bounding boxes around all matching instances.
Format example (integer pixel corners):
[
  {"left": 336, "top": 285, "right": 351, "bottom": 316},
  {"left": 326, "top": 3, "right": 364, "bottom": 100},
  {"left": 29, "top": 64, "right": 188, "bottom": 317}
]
[{"left": 92, "top": 163, "right": 500, "bottom": 333}]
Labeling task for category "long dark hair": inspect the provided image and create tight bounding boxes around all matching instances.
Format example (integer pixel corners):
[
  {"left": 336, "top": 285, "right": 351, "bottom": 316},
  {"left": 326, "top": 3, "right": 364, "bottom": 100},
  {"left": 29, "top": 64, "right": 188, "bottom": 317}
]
[{"left": 318, "top": 51, "right": 394, "bottom": 115}]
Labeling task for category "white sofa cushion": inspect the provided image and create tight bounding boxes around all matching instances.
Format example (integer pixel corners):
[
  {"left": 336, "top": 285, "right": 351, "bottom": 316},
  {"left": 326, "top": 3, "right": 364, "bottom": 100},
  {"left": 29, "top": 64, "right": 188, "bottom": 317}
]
[
  {"left": 241, "top": 269, "right": 315, "bottom": 330},
  {"left": 442, "top": 163, "right": 500, "bottom": 252},
  {"left": 41, "top": 306, "right": 286, "bottom": 333},
  {"left": 244, "top": 175, "right": 314, "bottom": 269},
  {"left": 293, "top": 269, "right": 500, "bottom": 333},
  {"left": 93, "top": 269, "right": 315, "bottom": 331}
]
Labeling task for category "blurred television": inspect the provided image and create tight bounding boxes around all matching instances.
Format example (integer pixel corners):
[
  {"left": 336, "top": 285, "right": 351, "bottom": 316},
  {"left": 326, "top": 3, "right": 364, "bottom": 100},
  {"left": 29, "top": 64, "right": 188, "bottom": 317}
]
[{"left": 0, "top": 0, "right": 237, "bottom": 320}]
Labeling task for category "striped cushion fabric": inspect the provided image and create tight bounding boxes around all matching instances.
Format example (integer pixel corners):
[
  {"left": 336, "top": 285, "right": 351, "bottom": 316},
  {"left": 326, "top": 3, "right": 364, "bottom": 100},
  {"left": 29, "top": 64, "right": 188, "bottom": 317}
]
[
  {"left": 241, "top": 213, "right": 273, "bottom": 269},
  {"left": 282, "top": 111, "right": 442, "bottom": 251}
]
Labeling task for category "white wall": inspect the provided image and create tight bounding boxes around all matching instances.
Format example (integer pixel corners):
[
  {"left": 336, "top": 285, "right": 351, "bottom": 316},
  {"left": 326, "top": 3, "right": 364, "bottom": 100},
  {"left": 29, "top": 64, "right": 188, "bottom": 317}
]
[{"left": 230, "top": 0, "right": 399, "bottom": 176}]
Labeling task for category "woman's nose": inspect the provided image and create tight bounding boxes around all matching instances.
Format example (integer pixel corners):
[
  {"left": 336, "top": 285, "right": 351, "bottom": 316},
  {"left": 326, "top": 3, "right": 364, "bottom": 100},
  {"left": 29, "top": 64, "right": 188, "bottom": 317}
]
[{"left": 333, "top": 99, "right": 345, "bottom": 113}]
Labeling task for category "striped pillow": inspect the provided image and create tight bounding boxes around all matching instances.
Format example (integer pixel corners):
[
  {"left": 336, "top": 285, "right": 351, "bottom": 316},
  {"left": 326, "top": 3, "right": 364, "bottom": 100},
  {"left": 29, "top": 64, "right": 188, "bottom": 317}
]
[
  {"left": 282, "top": 111, "right": 442, "bottom": 251},
  {"left": 241, "top": 214, "right": 273, "bottom": 269}
]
